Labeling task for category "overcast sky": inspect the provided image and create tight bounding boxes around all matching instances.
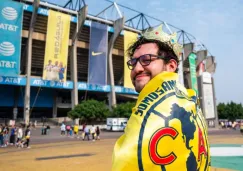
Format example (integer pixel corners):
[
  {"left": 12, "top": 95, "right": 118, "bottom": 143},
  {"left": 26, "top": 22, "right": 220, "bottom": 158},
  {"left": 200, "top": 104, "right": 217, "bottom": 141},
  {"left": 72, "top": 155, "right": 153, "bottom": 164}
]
[{"left": 46, "top": 0, "right": 243, "bottom": 104}]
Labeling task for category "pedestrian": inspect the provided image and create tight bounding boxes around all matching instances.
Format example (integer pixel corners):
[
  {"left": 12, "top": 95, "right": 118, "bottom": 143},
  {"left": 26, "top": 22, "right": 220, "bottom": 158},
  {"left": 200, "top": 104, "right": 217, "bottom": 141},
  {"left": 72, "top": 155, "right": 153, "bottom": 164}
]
[
  {"left": 90, "top": 125, "right": 96, "bottom": 141},
  {"left": 112, "top": 25, "right": 210, "bottom": 170},
  {"left": 9, "top": 126, "right": 16, "bottom": 145},
  {"left": 74, "top": 124, "right": 79, "bottom": 138},
  {"left": 0, "top": 124, "right": 4, "bottom": 147},
  {"left": 66, "top": 125, "right": 71, "bottom": 136},
  {"left": 3, "top": 125, "right": 9, "bottom": 147},
  {"left": 16, "top": 125, "right": 23, "bottom": 148},
  {"left": 33, "top": 120, "right": 37, "bottom": 129},
  {"left": 69, "top": 127, "right": 73, "bottom": 137},
  {"left": 240, "top": 121, "right": 243, "bottom": 135},
  {"left": 83, "top": 126, "right": 90, "bottom": 141},
  {"left": 23, "top": 125, "right": 31, "bottom": 148},
  {"left": 46, "top": 125, "right": 50, "bottom": 135},
  {"left": 96, "top": 126, "right": 100, "bottom": 140},
  {"left": 60, "top": 123, "right": 66, "bottom": 135},
  {"left": 82, "top": 123, "right": 86, "bottom": 131}
]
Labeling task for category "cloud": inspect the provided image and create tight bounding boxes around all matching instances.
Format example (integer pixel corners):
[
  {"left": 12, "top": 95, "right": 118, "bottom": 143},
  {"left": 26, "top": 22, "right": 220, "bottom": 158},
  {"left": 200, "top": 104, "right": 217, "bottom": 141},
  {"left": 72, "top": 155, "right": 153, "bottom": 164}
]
[{"left": 149, "top": 1, "right": 161, "bottom": 6}]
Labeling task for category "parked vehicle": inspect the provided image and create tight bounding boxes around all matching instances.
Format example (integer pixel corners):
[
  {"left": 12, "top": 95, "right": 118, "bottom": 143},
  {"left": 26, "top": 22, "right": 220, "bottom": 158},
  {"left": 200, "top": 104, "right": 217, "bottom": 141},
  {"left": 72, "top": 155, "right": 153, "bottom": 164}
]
[{"left": 106, "top": 118, "right": 128, "bottom": 131}]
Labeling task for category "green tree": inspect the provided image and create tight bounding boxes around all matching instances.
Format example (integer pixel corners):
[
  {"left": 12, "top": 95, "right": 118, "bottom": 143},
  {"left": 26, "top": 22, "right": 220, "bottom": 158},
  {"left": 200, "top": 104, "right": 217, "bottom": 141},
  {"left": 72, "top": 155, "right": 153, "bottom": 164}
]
[
  {"left": 68, "top": 100, "right": 110, "bottom": 122},
  {"left": 217, "top": 102, "right": 243, "bottom": 120},
  {"left": 111, "top": 102, "right": 136, "bottom": 118},
  {"left": 217, "top": 102, "right": 227, "bottom": 119}
]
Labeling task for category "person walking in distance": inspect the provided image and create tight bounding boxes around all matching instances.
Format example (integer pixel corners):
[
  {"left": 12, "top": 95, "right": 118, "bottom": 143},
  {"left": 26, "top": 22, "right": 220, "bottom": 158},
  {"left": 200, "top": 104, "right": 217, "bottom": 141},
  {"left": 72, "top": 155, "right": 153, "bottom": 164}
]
[
  {"left": 96, "top": 126, "right": 100, "bottom": 140},
  {"left": 23, "top": 125, "right": 31, "bottom": 148}
]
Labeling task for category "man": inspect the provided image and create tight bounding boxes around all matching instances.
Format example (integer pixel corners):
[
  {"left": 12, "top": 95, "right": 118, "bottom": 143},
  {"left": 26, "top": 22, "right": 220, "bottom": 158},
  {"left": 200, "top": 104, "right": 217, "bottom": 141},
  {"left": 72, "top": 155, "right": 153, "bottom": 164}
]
[
  {"left": 52, "top": 61, "right": 60, "bottom": 81},
  {"left": 44, "top": 60, "right": 53, "bottom": 80},
  {"left": 90, "top": 125, "right": 96, "bottom": 141},
  {"left": 73, "top": 124, "right": 79, "bottom": 139},
  {"left": 83, "top": 126, "right": 90, "bottom": 141},
  {"left": 0, "top": 124, "right": 3, "bottom": 147},
  {"left": 23, "top": 125, "right": 31, "bottom": 148},
  {"left": 112, "top": 25, "right": 210, "bottom": 171}
]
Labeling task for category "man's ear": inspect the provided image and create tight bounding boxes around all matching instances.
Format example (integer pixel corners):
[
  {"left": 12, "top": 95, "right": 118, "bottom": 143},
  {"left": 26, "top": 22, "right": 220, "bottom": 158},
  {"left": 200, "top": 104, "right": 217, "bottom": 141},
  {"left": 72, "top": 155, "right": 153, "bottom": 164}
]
[{"left": 165, "top": 59, "right": 178, "bottom": 72}]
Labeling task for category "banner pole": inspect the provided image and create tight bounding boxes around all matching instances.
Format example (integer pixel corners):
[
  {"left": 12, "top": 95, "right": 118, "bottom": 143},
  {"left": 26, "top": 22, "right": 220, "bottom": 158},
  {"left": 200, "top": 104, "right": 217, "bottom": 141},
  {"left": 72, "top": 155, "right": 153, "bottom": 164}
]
[{"left": 24, "top": 0, "right": 40, "bottom": 126}]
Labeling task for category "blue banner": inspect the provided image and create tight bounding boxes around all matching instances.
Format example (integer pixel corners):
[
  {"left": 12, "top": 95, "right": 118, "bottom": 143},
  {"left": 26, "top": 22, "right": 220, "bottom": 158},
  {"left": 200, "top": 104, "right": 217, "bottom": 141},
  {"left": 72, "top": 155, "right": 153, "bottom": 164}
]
[
  {"left": 0, "top": 1, "right": 23, "bottom": 76},
  {"left": 88, "top": 21, "right": 108, "bottom": 85}
]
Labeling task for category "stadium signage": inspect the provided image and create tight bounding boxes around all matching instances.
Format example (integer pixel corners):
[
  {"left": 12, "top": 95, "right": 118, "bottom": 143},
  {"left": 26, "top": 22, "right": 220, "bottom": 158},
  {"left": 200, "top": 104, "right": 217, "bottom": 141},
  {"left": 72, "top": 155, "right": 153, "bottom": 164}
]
[
  {"left": 0, "top": 23, "right": 18, "bottom": 32},
  {"left": 0, "top": 75, "right": 137, "bottom": 94},
  {"left": 32, "top": 79, "right": 49, "bottom": 86},
  {"left": 31, "top": 78, "right": 73, "bottom": 89},
  {"left": 0, "top": 76, "right": 25, "bottom": 85},
  {"left": 23, "top": 4, "right": 123, "bottom": 34},
  {"left": 0, "top": 1, "right": 23, "bottom": 76},
  {"left": 0, "top": 77, "right": 23, "bottom": 85},
  {"left": 0, "top": 60, "right": 16, "bottom": 68},
  {"left": 77, "top": 82, "right": 138, "bottom": 94}
]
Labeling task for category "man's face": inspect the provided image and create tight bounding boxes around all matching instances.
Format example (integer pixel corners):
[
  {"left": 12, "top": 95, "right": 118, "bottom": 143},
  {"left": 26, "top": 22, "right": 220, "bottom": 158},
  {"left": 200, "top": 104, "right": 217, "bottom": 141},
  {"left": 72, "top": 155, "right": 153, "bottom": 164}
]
[{"left": 130, "top": 43, "right": 172, "bottom": 93}]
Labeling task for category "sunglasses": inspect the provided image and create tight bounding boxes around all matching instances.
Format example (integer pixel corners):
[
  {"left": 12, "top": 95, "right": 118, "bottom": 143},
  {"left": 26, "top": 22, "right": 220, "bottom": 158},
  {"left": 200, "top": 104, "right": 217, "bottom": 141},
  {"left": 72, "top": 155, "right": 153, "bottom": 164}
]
[{"left": 126, "top": 54, "right": 165, "bottom": 70}]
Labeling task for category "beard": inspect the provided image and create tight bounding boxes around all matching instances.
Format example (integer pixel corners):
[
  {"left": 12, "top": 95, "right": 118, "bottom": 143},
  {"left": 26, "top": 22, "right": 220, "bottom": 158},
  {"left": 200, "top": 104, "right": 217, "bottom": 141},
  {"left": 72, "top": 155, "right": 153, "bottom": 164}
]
[{"left": 133, "top": 72, "right": 151, "bottom": 93}]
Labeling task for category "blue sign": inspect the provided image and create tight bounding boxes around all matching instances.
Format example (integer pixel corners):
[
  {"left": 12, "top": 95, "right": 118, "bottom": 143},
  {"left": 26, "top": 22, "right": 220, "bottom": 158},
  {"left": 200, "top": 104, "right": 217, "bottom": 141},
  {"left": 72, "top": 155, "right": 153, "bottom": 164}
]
[
  {"left": 78, "top": 82, "right": 110, "bottom": 92},
  {"left": 23, "top": 4, "right": 124, "bottom": 35},
  {"left": 0, "top": 76, "right": 73, "bottom": 89},
  {"left": 0, "top": 75, "right": 25, "bottom": 86},
  {"left": 114, "top": 86, "right": 138, "bottom": 95},
  {"left": 0, "top": 75, "right": 137, "bottom": 94},
  {"left": 30, "top": 78, "right": 73, "bottom": 89},
  {"left": 78, "top": 82, "right": 138, "bottom": 95},
  {"left": 0, "top": 1, "right": 23, "bottom": 76}
]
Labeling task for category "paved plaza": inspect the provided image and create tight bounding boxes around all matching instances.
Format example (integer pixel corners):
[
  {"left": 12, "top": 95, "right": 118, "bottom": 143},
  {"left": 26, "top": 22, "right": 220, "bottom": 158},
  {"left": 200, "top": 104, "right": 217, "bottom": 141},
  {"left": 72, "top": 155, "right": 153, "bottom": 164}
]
[{"left": 0, "top": 128, "right": 242, "bottom": 171}]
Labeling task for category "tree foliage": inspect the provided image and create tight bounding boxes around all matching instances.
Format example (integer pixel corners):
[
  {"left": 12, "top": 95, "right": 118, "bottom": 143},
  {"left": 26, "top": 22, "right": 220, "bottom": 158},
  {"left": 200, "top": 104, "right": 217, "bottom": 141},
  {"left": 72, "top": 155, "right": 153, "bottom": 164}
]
[
  {"left": 111, "top": 102, "right": 136, "bottom": 118},
  {"left": 217, "top": 102, "right": 243, "bottom": 120},
  {"left": 68, "top": 100, "right": 110, "bottom": 122}
]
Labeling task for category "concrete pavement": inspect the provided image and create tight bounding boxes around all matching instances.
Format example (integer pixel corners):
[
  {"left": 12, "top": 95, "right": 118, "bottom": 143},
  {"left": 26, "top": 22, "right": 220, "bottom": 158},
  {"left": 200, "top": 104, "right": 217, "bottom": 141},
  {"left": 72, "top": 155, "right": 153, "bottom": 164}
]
[{"left": 0, "top": 128, "right": 242, "bottom": 171}]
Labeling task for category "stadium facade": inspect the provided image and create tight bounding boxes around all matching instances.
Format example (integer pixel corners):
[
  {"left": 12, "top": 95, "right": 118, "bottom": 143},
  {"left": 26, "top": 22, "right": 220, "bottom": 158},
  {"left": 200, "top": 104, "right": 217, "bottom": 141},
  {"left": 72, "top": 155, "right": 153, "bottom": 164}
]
[{"left": 0, "top": 0, "right": 218, "bottom": 127}]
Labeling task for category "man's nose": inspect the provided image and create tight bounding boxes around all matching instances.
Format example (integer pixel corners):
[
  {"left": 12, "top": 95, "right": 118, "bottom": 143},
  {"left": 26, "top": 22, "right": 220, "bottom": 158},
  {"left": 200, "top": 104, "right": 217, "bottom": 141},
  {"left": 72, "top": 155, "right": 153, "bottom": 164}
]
[{"left": 133, "top": 61, "right": 144, "bottom": 73}]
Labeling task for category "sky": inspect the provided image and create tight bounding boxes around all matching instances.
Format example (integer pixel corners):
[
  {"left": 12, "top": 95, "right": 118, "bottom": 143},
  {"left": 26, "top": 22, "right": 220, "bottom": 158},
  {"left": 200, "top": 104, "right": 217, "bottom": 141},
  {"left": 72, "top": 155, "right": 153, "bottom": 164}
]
[{"left": 46, "top": 0, "right": 243, "bottom": 104}]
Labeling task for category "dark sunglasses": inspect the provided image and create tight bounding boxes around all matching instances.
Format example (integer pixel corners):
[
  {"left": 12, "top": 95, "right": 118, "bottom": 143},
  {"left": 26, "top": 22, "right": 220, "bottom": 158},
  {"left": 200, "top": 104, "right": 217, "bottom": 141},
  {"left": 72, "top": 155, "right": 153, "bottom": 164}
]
[{"left": 126, "top": 54, "right": 165, "bottom": 70}]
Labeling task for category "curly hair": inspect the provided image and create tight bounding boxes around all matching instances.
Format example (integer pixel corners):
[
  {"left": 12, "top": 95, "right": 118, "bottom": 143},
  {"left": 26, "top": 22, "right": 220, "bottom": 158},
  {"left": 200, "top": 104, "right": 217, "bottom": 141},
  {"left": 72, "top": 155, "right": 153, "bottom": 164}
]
[{"left": 126, "top": 37, "right": 179, "bottom": 72}]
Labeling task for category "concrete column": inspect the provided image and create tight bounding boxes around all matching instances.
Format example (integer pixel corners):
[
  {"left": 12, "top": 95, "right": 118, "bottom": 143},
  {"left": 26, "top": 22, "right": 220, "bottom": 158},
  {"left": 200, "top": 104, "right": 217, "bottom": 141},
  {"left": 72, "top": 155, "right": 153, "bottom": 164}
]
[
  {"left": 182, "top": 43, "right": 194, "bottom": 89},
  {"left": 212, "top": 77, "right": 219, "bottom": 128},
  {"left": 13, "top": 87, "right": 20, "bottom": 119},
  {"left": 107, "top": 18, "right": 124, "bottom": 109},
  {"left": 196, "top": 50, "right": 207, "bottom": 67},
  {"left": 71, "top": 42, "right": 78, "bottom": 109},
  {"left": 52, "top": 90, "right": 57, "bottom": 118},
  {"left": 24, "top": 0, "right": 40, "bottom": 125},
  {"left": 178, "top": 53, "right": 184, "bottom": 86},
  {"left": 183, "top": 43, "right": 194, "bottom": 61},
  {"left": 70, "top": 6, "right": 88, "bottom": 109}
]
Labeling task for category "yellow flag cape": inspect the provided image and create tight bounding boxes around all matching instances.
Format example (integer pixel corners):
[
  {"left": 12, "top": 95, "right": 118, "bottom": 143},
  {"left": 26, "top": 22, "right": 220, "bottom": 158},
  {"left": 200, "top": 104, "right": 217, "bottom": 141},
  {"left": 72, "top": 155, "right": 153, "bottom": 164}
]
[{"left": 112, "top": 72, "right": 210, "bottom": 171}]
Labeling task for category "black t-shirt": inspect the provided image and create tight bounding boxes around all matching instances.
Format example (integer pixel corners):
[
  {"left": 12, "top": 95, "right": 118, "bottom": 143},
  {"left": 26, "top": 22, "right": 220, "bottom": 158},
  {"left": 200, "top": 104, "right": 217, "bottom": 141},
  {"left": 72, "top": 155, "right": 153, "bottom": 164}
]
[{"left": 25, "top": 129, "right": 30, "bottom": 136}]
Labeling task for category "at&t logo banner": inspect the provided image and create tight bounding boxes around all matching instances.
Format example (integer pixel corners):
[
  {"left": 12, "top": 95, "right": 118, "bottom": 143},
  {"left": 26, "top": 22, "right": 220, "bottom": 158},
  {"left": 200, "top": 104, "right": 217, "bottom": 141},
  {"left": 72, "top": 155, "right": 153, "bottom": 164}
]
[{"left": 0, "top": 1, "right": 23, "bottom": 76}]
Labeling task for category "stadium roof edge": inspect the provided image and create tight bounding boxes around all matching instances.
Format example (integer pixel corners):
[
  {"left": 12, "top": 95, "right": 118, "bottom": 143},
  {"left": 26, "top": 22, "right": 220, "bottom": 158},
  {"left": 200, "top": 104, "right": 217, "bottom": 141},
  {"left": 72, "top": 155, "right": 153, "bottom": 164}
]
[
  {"left": 20, "top": 0, "right": 214, "bottom": 59},
  {"left": 22, "top": 0, "right": 141, "bottom": 34}
]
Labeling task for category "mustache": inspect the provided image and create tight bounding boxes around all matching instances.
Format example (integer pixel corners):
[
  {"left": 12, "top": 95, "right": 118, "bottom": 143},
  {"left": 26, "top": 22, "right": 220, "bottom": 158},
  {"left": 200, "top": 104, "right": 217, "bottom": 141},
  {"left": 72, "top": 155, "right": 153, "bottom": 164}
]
[{"left": 134, "top": 72, "right": 151, "bottom": 80}]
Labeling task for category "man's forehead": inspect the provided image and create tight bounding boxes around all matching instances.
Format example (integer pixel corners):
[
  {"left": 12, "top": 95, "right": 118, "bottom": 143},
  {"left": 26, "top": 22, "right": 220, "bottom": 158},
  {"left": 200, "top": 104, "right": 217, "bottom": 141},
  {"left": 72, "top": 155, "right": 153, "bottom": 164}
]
[{"left": 133, "top": 43, "right": 158, "bottom": 57}]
